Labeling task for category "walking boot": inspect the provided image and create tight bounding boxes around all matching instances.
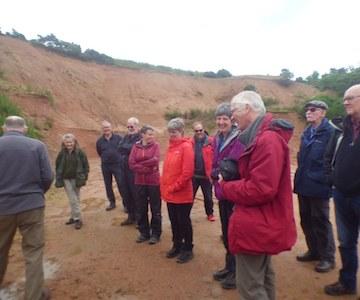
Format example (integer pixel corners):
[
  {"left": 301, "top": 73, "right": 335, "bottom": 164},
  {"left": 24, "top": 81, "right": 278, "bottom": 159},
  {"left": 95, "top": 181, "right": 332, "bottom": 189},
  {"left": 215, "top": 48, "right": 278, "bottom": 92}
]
[{"left": 221, "top": 272, "right": 236, "bottom": 289}]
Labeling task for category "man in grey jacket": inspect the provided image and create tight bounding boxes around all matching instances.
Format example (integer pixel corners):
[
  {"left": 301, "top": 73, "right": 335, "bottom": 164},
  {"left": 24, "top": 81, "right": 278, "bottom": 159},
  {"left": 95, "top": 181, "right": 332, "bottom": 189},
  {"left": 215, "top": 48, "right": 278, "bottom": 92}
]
[{"left": 0, "top": 116, "right": 53, "bottom": 300}]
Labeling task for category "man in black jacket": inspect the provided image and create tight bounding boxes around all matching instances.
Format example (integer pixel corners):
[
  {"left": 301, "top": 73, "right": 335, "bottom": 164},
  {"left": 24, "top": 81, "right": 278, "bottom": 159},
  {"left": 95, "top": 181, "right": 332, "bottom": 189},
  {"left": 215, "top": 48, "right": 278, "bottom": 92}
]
[
  {"left": 324, "top": 84, "right": 360, "bottom": 296},
  {"left": 0, "top": 116, "right": 53, "bottom": 300},
  {"left": 118, "top": 117, "right": 141, "bottom": 225},
  {"left": 96, "top": 121, "right": 123, "bottom": 211}
]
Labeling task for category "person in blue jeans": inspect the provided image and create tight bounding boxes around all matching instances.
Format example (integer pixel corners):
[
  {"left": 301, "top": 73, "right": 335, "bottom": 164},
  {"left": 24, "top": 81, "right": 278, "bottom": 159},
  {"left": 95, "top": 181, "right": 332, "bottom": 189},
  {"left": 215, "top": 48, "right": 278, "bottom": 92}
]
[{"left": 324, "top": 84, "right": 360, "bottom": 296}]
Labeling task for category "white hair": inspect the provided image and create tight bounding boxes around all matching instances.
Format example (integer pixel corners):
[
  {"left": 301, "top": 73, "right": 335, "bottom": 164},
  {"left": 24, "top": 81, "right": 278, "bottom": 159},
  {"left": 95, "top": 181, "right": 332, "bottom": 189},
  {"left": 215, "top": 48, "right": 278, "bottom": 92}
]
[
  {"left": 231, "top": 91, "right": 266, "bottom": 114},
  {"left": 128, "top": 117, "right": 139, "bottom": 125}
]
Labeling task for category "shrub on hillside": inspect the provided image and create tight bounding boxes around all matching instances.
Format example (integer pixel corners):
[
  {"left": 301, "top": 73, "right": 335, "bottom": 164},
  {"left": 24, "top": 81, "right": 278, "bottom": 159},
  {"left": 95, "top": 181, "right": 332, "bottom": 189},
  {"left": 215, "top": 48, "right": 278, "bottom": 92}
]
[
  {"left": 243, "top": 84, "right": 257, "bottom": 91},
  {"left": 0, "top": 94, "right": 40, "bottom": 138}
]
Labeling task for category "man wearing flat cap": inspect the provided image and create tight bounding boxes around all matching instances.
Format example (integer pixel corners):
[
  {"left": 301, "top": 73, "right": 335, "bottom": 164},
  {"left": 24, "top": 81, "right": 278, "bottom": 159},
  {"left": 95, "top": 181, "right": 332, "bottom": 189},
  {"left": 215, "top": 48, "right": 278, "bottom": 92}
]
[{"left": 294, "top": 99, "right": 336, "bottom": 273}]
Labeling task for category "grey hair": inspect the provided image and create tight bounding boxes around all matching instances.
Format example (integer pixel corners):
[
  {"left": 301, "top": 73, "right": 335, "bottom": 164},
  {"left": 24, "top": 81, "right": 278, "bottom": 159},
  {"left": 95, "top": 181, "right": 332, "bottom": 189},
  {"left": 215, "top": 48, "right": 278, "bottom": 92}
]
[
  {"left": 62, "top": 133, "right": 76, "bottom": 142},
  {"left": 61, "top": 133, "right": 78, "bottom": 149},
  {"left": 3, "top": 116, "right": 27, "bottom": 130},
  {"left": 215, "top": 102, "right": 232, "bottom": 118},
  {"left": 101, "top": 120, "right": 111, "bottom": 127},
  {"left": 167, "top": 117, "right": 185, "bottom": 132},
  {"left": 128, "top": 117, "right": 139, "bottom": 125},
  {"left": 231, "top": 91, "right": 266, "bottom": 114}
]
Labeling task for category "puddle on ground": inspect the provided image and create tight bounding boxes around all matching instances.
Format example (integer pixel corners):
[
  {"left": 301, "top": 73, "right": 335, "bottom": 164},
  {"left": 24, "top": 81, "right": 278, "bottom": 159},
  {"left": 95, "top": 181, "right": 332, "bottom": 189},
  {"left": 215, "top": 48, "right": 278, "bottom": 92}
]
[{"left": 0, "top": 259, "right": 59, "bottom": 300}]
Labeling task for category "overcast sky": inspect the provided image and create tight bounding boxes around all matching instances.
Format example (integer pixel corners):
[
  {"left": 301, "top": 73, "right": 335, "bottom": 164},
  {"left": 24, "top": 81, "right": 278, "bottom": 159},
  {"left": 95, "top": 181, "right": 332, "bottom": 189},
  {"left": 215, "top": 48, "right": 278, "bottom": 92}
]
[{"left": 1, "top": 0, "right": 359, "bottom": 78}]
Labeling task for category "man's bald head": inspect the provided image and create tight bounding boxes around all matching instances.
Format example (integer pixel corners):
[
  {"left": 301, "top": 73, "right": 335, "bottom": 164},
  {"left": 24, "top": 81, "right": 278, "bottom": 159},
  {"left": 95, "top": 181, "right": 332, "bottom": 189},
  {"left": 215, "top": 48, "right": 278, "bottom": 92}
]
[{"left": 2, "top": 116, "right": 27, "bottom": 133}]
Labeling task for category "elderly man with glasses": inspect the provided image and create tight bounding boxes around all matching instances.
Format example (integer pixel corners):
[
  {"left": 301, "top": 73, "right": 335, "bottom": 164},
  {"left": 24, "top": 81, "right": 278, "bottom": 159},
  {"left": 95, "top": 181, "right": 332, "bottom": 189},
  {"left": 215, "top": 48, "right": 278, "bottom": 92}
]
[
  {"left": 293, "top": 100, "right": 336, "bottom": 273},
  {"left": 219, "top": 91, "right": 296, "bottom": 299},
  {"left": 118, "top": 117, "right": 142, "bottom": 226},
  {"left": 324, "top": 84, "right": 360, "bottom": 296}
]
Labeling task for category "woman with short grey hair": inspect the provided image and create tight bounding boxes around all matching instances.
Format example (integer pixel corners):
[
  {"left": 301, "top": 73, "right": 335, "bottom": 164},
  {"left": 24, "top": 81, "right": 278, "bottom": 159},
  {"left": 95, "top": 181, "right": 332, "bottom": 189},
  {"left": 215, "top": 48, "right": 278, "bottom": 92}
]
[
  {"left": 161, "top": 117, "right": 195, "bottom": 263},
  {"left": 167, "top": 117, "right": 185, "bottom": 132}
]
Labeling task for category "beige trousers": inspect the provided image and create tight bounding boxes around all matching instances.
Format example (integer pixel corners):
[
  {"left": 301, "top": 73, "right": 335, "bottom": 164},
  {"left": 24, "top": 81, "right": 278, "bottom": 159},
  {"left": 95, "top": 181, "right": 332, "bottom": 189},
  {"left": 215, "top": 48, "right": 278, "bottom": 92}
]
[
  {"left": 235, "top": 253, "right": 275, "bottom": 300},
  {"left": 64, "top": 179, "right": 81, "bottom": 220},
  {"left": 0, "top": 208, "right": 45, "bottom": 300}
]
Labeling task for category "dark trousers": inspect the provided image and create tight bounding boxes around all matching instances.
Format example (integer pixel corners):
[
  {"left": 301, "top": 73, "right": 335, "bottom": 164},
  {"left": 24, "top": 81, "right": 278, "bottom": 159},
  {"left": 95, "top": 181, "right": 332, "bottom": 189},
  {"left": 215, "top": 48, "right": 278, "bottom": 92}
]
[
  {"left": 298, "top": 195, "right": 335, "bottom": 262},
  {"left": 101, "top": 163, "right": 122, "bottom": 205},
  {"left": 192, "top": 177, "right": 214, "bottom": 216},
  {"left": 219, "top": 200, "right": 235, "bottom": 272},
  {"left": 167, "top": 203, "right": 193, "bottom": 251},
  {"left": 136, "top": 185, "right": 162, "bottom": 238},
  {"left": 333, "top": 188, "right": 360, "bottom": 291},
  {"left": 119, "top": 163, "right": 137, "bottom": 220}
]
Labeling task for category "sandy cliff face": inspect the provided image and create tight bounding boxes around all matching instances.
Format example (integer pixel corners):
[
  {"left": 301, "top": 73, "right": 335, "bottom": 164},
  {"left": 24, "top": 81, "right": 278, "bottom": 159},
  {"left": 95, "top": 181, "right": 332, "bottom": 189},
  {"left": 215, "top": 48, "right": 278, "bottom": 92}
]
[{"left": 0, "top": 35, "right": 314, "bottom": 157}]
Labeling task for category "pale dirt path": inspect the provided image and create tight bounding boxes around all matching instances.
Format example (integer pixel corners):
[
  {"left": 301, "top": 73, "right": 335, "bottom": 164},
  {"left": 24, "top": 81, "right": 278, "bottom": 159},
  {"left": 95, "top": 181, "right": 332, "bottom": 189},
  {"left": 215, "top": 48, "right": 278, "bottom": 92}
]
[{"left": 1, "top": 159, "right": 359, "bottom": 299}]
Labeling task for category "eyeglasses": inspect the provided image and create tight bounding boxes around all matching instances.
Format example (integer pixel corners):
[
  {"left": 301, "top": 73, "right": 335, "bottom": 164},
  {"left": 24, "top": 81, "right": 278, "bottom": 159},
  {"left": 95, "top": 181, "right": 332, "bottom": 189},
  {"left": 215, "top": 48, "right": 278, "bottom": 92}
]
[
  {"left": 127, "top": 125, "right": 134, "bottom": 129},
  {"left": 194, "top": 129, "right": 203, "bottom": 133},
  {"left": 305, "top": 107, "right": 319, "bottom": 113},
  {"left": 343, "top": 95, "right": 360, "bottom": 102}
]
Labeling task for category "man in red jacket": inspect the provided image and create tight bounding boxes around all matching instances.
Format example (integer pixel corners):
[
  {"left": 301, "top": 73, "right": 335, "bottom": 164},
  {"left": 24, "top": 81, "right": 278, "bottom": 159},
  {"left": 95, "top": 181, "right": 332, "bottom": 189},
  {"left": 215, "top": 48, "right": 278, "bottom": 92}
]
[{"left": 219, "top": 91, "right": 297, "bottom": 299}]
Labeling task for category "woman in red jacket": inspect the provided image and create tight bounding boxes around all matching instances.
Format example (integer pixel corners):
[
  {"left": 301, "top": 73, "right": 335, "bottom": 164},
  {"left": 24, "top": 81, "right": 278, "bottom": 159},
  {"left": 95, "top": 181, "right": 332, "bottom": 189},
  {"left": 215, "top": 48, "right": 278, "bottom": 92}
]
[
  {"left": 129, "top": 125, "right": 161, "bottom": 245},
  {"left": 161, "top": 118, "right": 195, "bottom": 264}
]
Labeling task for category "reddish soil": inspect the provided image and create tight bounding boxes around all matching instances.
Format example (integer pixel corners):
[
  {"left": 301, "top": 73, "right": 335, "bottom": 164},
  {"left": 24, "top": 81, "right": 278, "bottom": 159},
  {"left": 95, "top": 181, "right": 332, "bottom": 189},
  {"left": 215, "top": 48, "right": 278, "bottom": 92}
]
[{"left": 2, "top": 156, "right": 359, "bottom": 300}]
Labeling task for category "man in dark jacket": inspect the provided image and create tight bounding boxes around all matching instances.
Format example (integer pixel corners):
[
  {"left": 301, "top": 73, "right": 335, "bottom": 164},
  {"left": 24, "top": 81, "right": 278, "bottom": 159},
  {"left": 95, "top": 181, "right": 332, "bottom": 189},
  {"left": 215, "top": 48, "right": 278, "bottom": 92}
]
[
  {"left": 96, "top": 120, "right": 123, "bottom": 211},
  {"left": 191, "top": 121, "right": 215, "bottom": 221},
  {"left": 118, "top": 117, "right": 141, "bottom": 225},
  {"left": 0, "top": 116, "right": 53, "bottom": 300},
  {"left": 294, "top": 100, "right": 335, "bottom": 273},
  {"left": 324, "top": 84, "right": 360, "bottom": 296}
]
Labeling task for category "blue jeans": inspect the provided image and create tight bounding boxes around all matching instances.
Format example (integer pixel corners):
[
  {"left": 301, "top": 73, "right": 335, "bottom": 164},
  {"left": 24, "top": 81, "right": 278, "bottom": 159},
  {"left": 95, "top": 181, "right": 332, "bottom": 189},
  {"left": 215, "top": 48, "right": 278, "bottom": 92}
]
[{"left": 333, "top": 188, "right": 360, "bottom": 291}]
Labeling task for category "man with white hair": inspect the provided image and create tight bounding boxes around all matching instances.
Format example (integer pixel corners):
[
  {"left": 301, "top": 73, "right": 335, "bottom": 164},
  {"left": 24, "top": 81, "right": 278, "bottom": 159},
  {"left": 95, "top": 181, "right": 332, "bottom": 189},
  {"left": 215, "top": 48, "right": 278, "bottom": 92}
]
[
  {"left": 219, "top": 91, "right": 297, "bottom": 299},
  {"left": 324, "top": 84, "right": 360, "bottom": 296},
  {"left": 118, "top": 117, "right": 141, "bottom": 225},
  {"left": 0, "top": 116, "right": 53, "bottom": 300}
]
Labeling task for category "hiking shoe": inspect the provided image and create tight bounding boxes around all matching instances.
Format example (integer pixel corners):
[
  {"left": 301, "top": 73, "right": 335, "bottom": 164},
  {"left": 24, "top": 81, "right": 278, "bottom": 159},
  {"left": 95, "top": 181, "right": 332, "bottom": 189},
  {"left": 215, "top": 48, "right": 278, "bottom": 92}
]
[
  {"left": 296, "top": 251, "right": 320, "bottom": 262},
  {"left": 106, "top": 203, "right": 116, "bottom": 211},
  {"left": 148, "top": 236, "right": 160, "bottom": 245},
  {"left": 136, "top": 235, "right": 150, "bottom": 243},
  {"left": 221, "top": 272, "right": 236, "bottom": 289},
  {"left": 120, "top": 218, "right": 135, "bottom": 226},
  {"left": 315, "top": 260, "right": 335, "bottom": 273},
  {"left": 74, "top": 220, "right": 82, "bottom": 230},
  {"left": 166, "top": 247, "right": 181, "bottom": 258},
  {"left": 176, "top": 251, "right": 194, "bottom": 264},
  {"left": 213, "top": 268, "right": 230, "bottom": 281},
  {"left": 65, "top": 218, "right": 75, "bottom": 225},
  {"left": 207, "top": 214, "right": 215, "bottom": 222},
  {"left": 324, "top": 281, "right": 356, "bottom": 296}
]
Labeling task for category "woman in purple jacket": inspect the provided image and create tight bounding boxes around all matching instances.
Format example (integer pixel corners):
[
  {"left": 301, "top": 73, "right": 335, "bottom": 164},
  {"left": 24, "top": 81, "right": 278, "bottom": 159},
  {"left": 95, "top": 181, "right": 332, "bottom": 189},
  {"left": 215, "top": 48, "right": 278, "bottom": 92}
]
[
  {"left": 211, "top": 103, "right": 245, "bottom": 290},
  {"left": 129, "top": 125, "right": 162, "bottom": 245}
]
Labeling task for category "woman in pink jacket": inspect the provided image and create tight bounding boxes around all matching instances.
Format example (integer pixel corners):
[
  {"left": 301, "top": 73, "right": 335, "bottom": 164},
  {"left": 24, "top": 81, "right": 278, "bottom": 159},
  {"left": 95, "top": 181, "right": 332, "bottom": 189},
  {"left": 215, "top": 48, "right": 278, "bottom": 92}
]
[
  {"left": 129, "top": 125, "right": 161, "bottom": 245},
  {"left": 161, "top": 118, "right": 195, "bottom": 264}
]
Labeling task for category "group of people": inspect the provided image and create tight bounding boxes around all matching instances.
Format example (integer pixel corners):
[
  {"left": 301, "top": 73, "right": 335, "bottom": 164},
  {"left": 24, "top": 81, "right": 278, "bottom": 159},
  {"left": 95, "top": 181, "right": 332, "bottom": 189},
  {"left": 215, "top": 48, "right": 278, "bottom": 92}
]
[{"left": 0, "top": 84, "right": 359, "bottom": 299}]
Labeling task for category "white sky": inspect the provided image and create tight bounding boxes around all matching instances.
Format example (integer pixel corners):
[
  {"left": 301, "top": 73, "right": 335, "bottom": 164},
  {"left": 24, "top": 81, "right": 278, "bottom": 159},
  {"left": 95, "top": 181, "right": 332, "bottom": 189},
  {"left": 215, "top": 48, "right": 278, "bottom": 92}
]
[{"left": 1, "top": 0, "right": 360, "bottom": 78}]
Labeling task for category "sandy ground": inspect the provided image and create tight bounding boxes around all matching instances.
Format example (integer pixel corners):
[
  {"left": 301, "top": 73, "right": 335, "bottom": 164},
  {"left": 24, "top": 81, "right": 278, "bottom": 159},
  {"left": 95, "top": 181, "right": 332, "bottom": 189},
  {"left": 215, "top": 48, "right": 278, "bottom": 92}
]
[{"left": 1, "top": 158, "right": 359, "bottom": 300}]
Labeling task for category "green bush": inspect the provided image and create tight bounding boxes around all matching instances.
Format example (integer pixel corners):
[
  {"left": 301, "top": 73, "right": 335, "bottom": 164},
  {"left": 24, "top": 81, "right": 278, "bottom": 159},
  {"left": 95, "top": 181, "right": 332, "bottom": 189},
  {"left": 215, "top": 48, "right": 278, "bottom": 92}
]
[
  {"left": 243, "top": 84, "right": 257, "bottom": 91},
  {"left": 0, "top": 94, "right": 41, "bottom": 138},
  {"left": 263, "top": 97, "right": 279, "bottom": 107}
]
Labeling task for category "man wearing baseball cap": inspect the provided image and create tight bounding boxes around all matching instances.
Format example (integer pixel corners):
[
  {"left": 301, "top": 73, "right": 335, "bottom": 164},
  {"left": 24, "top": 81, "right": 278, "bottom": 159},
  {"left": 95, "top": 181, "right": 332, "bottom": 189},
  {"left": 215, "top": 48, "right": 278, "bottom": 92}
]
[{"left": 294, "top": 99, "right": 336, "bottom": 273}]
